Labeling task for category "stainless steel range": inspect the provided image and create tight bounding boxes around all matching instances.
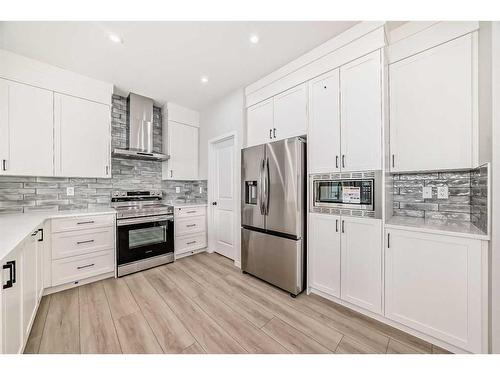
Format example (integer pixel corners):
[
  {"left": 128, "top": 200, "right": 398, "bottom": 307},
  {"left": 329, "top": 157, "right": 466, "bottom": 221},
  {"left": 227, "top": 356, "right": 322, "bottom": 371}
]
[{"left": 112, "top": 190, "right": 174, "bottom": 277}]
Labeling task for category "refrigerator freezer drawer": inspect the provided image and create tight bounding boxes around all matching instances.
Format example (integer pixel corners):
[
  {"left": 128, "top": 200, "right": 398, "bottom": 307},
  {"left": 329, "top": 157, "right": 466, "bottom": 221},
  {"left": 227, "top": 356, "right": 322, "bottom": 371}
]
[{"left": 241, "top": 228, "right": 305, "bottom": 295}]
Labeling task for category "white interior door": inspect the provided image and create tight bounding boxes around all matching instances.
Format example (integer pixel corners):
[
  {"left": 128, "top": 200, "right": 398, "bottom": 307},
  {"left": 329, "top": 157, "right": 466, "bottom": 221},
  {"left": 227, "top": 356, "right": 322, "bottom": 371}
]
[{"left": 210, "top": 136, "right": 236, "bottom": 260}]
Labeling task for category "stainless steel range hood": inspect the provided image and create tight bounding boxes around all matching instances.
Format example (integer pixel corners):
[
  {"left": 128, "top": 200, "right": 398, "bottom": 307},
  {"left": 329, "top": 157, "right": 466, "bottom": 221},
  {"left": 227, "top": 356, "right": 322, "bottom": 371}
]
[{"left": 112, "top": 93, "right": 169, "bottom": 161}]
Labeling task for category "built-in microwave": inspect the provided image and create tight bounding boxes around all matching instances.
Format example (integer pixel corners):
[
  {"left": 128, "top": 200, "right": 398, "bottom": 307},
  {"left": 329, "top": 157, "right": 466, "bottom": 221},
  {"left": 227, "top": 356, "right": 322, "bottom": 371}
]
[{"left": 310, "top": 171, "right": 381, "bottom": 218}]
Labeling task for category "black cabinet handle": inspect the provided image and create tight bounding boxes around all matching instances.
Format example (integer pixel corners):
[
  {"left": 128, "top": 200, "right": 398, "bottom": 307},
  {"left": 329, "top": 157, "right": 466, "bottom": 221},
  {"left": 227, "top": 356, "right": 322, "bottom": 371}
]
[
  {"left": 187, "top": 241, "right": 197, "bottom": 245},
  {"left": 341, "top": 220, "right": 345, "bottom": 233},
  {"left": 38, "top": 228, "right": 44, "bottom": 242},
  {"left": 387, "top": 233, "right": 390, "bottom": 248},
  {"left": 342, "top": 155, "right": 345, "bottom": 168},
  {"left": 269, "top": 129, "right": 272, "bottom": 139},
  {"left": 77, "top": 220, "right": 94, "bottom": 225},
  {"left": 2, "top": 261, "right": 15, "bottom": 289},
  {"left": 335, "top": 219, "right": 338, "bottom": 233},
  {"left": 77, "top": 263, "right": 95, "bottom": 270},
  {"left": 212, "top": 202, "right": 217, "bottom": 206},
  {"left": 336, "top": 156, "right": 339, "bottom": 169},
  {"left": 76, "top": 239, "right": 95, "bottom": 245},
  {"left": 273, "top": 128, "right": 276, "bottom": 138},
  {"left": 186, "top": 224, "right": 196, "bottom": 228},
  {"left": 392, "top": 154, "right": 395, "bottom": 168}
]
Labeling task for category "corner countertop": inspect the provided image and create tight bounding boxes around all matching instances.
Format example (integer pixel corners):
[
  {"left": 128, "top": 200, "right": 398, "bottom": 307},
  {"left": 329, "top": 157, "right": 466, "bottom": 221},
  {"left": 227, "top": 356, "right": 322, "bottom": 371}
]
[
  {"left": 170, "top": 202, "right": 208, "bottom": 208},
  {"left": 385, "top": 216, "right": 489, "bottom": 240},
  {"left": 0, "top": 207, "right": 116, "bottom": 261}
]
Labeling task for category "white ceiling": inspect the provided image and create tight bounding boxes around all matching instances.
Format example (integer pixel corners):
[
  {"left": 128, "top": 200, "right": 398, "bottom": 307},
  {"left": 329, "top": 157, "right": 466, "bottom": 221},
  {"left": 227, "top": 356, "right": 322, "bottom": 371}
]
[{"left": 0, "top": 21, "right": 359, "bottom": 109}]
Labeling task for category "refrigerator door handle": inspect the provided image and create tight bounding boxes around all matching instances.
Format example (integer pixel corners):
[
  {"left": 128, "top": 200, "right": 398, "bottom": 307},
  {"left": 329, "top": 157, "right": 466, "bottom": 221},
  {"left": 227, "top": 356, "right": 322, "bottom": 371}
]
[
  {"left": 259, "top": 159, "right": 265, "bottom": 215},
  {"left": 263, "top": 158, "right": 270, "bottom": 215}
]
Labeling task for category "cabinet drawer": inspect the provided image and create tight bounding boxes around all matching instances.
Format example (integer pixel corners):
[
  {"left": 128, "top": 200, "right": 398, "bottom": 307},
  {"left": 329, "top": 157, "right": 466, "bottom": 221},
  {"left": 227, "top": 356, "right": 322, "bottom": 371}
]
[
  {"left": 51, "top": 214, "right": 114, "bottom": 233},
  {"left": 175, "top": 233, "right": 207, "bottom": 255},
  {"left": 52, "top": 250, "right": 114, "bottom": 287},
  {"left": 52, "top": 227, "right": 114, "bottom": 260},
  {"left": 174, "top": 206, "right": 206, "bottom": 218},
  {"left": 175, "top": 216, "right": 206, "bottom": 236}
]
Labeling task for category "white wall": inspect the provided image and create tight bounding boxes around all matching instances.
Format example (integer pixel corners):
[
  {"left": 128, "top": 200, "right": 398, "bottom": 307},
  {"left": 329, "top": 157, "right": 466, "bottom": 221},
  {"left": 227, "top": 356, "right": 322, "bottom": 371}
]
[
  {"left": 491, "top": 21, "right": 500, "bottom": 354},
  {"left": 199, "top": 88, "right": 245, "bottom": 264},
  {"left": 199, "top": 88, "right": 245, "bottom": 179}
]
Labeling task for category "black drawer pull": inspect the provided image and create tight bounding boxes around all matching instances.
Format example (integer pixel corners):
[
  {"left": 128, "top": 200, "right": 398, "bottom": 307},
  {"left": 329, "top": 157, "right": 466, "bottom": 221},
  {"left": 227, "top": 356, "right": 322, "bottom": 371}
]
[
  {"left": 186, "top": 211, "right": 197, "bottom": 214},
  {"left": 77, "top": 239, "right": 95, "bottom": 245},
  {"left": 186, "top": 224, "right": 196, "bottom": 227},
  {"left": 187, "top": 241, "right": 197, "bottom": 245},
  {"left": 77, "top": 220, "right": 95, "bottom": 225},
  {"left": 77, "top": 263, "right": 95, "bottom": 270}
]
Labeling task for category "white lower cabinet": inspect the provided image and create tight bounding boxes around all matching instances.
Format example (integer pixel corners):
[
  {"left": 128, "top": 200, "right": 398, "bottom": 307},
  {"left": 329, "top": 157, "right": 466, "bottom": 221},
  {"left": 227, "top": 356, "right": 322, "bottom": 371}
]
[
  {"left": 340, "top": 217, "right": 382, "bottom": 314},
  {"left": 1, "top": 227, "right": 43, "bottom": 354},
  {"left": 308, "top": 214, "right": 382, "bottom": 314},
  {"left": 174, "top": 206, "right": 207, "bottom": 258},
  {"left": 385, "top": 228, "right": 486, "bottom": 353},
  {"left": 1, "top": 245, "right": 23, "bottom": 354},
  {"left": 308, "top": 213, "right": 341, "bottom": 297}
]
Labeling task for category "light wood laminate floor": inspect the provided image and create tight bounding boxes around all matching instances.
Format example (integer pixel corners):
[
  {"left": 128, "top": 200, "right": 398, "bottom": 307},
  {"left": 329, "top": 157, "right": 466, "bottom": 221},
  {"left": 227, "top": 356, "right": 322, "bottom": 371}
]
[{"left": 25, "top": 252, "right": 450, "bottom": 354}]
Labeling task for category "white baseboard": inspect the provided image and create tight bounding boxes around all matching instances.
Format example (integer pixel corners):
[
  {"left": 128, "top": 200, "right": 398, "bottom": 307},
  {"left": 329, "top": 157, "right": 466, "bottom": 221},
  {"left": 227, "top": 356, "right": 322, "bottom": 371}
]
[{"left": 43, "top": 272, "right": 114, "bottom": 295}]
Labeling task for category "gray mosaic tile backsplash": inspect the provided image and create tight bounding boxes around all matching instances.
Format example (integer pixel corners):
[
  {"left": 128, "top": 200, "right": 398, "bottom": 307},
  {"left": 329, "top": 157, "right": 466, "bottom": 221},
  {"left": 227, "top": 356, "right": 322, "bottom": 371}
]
[
  {"left": 0, "top": 95, "right": 207, "bottom": 214},
  {"left": 393, "top": 167, "right": 488, "bottom": 233},
  {"left": 471, "top": 165, "right": 488, "bottom": 233}
]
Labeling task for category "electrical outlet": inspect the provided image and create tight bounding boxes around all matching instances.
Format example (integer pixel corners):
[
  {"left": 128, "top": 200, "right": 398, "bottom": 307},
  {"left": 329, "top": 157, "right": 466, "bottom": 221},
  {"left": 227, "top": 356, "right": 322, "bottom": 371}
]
[
  {"left": 437, "top": 186, "right": 449, "bottom": 199},
  {"left": 66, "top": 187, "right": 75, "bottom": 196},
  {"left": 199, "top": 186, "right": 203, "bottom": 194},
  {"left": 422, "top": 186, "right": 432, "bottom": 199},
  {"left": 175, "top": 186, "right": 181, "bottom": 194}
]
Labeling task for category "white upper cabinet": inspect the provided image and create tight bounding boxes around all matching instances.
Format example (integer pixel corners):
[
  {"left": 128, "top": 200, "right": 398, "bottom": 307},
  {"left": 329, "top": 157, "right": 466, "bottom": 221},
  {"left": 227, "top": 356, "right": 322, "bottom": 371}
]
[
  {"left": 389, "top": 33, "right": 475, "bottom": 172},
  {"left": 245, "top": 84, "right": 307, "bottom": 147},
  {"left": 340, "top": 216, "right": 382, "bottom": 314},
  {"left": 273, "top": 83, "right": 308, "bottom": 141},
  {"left": 165, "top": 121, "right": 199, "bottom": 180},
  {"left": 163, "top": 103, "right": 199, "bottom": 181},
  {"left": 308, "top": 69, "right": 341, "bottom": 173},
  {"left": 54, "top": 93, "right": 111, "bottom": 178},
  {"left": 0, "top": 79, "right": 54, "bottom": 177},
  {"left": 385, "top": 228, "right": 485, "bottom": 353},
  {"left": 340, "top": 50, "right": 382, "bottom": 171},
  {"left": 308, "top": 213, "right": 341, "bottom": 297},
  {"left": 247, "top": 98, "right": 273, "bottom": 147}
]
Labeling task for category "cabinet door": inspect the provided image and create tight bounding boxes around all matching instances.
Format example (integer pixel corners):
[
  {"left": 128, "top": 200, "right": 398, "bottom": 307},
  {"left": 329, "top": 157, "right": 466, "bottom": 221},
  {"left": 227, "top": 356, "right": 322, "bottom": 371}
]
[
  {"left": 308, "top": 213, "right": 341, "bottom": 297},
  {"left": 2, "top": 246, "right": 23, "bottom": 354},
  {"left": 340, "top": 50, "right": 382, "bottom": 171},
  {"left": 35, "top": 229, "right": 44, "bottom": 302},
  {"left": 308, "top": 69, "right": 341, "bottom": 173},
  {"left": 385, "top": 229, "right": 483, "bottom": 352},
  {"left": 22, "top": 233, "right": 38, "bottom": 340},
  {"left": 340, "top": 217, "right": 382, "bottom": 314},
  {"left": 389, "top": 34, "right": 473, "bottom": 172},
  {"left": 167, "top": 121, "right": 198, "bottom": 180},
  {"left": 54, "top": 93, "right": 111, "bottom": 178},
  {"left": 0, "top": 78, "right": 54, "bottom": 176},
  {"left": 247, "top": 98, "right": 273, "bottom": 147},
  {"left": 273, "top": 83, "right": 307, "bottom": 141}
]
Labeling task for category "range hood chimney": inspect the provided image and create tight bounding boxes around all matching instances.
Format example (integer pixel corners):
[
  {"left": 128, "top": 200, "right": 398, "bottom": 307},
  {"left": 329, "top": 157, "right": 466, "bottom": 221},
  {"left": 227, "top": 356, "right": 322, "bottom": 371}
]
[{"left": 112, "top": 93, "right": 168, "bottom": 161}]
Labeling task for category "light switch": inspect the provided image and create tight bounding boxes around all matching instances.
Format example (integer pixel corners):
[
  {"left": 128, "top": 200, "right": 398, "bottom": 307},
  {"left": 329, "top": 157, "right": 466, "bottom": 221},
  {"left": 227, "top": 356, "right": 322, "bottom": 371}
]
[
  {"left": 66, "top": 187, "right": 75, "bottom": 196},
  {"left": 437, "top": 186, "right": 449, "bottom": 199},
  {"left": 422, "top": 186, "right": 432, "bottom": 199},
  {"left": 175, "top": 186, "right": 181, "bottom": 193}
]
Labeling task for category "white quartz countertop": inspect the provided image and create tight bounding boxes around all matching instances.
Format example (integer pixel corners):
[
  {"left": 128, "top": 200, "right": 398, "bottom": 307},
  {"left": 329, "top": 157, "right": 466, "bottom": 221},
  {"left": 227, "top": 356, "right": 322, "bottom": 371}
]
[
  {"left": 385, "top": 216, "right": 489, "bottom": 240},
  {"left": 171, "top": 202, "right": 208, "bottom": 208},
  {"left": 0, "top": 207, "right": 116, "bottom": 261}
]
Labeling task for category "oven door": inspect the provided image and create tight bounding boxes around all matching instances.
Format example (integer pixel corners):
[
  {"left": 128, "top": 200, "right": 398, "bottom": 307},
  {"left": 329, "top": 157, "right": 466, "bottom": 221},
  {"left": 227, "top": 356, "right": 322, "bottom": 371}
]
[{"left": 117, "top": 215, "right": 174, "bottom": 266}]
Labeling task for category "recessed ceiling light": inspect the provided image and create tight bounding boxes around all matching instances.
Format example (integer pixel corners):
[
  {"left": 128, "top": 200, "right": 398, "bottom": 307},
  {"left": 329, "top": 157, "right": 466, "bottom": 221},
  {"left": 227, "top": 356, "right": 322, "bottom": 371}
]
[
  {"left": 249, "top": 34, "right": 259, "bottom": 44},
  {"left": 200, "top": 76, "right": 209, "bottom": 84},
  {"left": 108, "top": 34, "right": 123, "bottom": 44}
]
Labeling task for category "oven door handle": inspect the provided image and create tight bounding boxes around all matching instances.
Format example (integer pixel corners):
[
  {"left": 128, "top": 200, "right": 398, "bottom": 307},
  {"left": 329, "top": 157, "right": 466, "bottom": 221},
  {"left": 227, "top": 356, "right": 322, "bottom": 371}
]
[{"left": 117, "top": 215, "right": 173, "bottom": 226}]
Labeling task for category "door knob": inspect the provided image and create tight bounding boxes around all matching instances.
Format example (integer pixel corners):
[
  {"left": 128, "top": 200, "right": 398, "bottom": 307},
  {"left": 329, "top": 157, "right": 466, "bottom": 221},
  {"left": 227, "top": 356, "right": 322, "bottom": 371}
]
[{"left": 212, "top": 202, "right": 217, "bottom": 206}]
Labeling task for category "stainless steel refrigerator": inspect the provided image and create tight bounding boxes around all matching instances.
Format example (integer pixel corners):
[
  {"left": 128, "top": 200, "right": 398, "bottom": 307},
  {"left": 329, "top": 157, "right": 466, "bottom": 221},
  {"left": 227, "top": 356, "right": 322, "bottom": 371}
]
[{"left": 241, "top": 136, "right": 306, "bottom": 297}]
